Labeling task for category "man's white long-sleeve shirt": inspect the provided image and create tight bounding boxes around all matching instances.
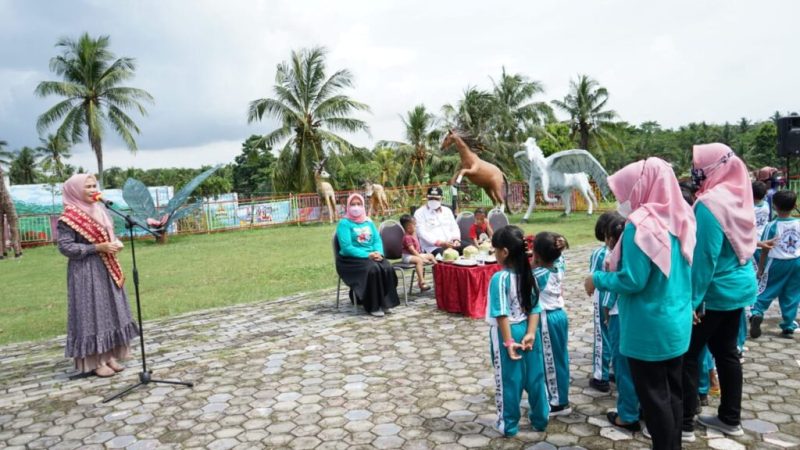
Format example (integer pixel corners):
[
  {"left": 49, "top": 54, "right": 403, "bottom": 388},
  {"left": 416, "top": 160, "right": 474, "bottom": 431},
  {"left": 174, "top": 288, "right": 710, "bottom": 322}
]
[{"left": 413, "top": 205, "right": 460, "bottom": 253}]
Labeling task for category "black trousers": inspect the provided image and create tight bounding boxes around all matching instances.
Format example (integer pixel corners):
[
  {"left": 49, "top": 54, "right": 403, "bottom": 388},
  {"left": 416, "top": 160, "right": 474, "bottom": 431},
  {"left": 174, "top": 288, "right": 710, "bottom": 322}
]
[
  {"left": 682, "top": 308, "right": 743, "bottom": 430},
  {"left": 629, "top": 355, "right": 683, "bottom": 450}
]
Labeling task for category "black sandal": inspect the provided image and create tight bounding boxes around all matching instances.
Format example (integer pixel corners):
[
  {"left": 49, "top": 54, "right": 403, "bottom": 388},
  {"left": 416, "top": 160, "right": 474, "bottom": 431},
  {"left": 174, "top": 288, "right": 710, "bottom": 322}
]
[{"left": 606, "top": 412, "right": 641, "bottom": 432}]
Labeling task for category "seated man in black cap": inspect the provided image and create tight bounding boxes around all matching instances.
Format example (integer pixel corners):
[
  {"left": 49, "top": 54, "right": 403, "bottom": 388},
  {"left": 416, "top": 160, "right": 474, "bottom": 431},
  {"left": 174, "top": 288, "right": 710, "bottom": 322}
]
[{"left": 413, "top": 186, "right": 462, "bottom": 256}]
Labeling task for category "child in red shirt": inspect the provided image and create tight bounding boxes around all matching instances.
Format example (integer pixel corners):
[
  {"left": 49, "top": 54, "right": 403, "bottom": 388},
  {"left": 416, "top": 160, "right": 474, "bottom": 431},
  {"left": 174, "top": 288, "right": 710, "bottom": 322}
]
[
  {"left": 469, "top": 208, "right": 494, "bottom": 244},
  {"left": 400, "top": 214, "right": 436, "bottom": 291}
]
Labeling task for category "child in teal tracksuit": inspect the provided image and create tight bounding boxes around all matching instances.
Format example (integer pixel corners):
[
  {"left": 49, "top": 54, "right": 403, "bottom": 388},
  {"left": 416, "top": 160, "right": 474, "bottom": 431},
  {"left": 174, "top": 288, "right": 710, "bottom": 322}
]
[
  {"left": 533, "top": 232, "right": 572, "bottom": 416},
  {"left": 740, "top": 181, "right": 771, "bottom": 350},
  {"left": 601, "top": 214, "right": 642, "bottom": 432},
  {"left": 487, "top": 226, "right": 549, "bottom": 436},
  {"left": 750, "top": 190, "right": 800, "bottom": 338},
  {"left": 589, "top": 213, "right": 618, "bottom": 393}
]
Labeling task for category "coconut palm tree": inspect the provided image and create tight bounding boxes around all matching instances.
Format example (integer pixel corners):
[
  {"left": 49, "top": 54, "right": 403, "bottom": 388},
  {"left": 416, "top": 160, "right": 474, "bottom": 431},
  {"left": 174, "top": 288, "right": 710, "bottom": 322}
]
[
  {"left": 36, "top": 134, "right": 72, "bottom": 181},
  {"left": 490, "top": 67, "right": 554, "bottom": 144},
  {"left": 9, "top": 147, "right": 41, "bottom": 185},
  {"left": 378, "top": 104, "right": 442, "bottom": 186},
  {"left": 35, "top": 33, "right": 153, "bottom": 187},
  {"left": 247, "top": 47, "right": 370, "bottom": 193},
  {"left": 441, "top": 87, "right": 496, "bottom": 143},
  {"left": 552, "top": 74, "right": 618, "bottom": 151}
]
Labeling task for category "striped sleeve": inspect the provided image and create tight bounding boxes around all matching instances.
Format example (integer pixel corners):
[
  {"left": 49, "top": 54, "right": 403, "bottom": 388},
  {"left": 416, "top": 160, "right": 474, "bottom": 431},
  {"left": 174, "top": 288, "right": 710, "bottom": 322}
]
[
  {"left": 488, "top": 271, "right": 511, "bottom": 318},
  {"left": 761, "top": 221, "right": 777, "bottom": 241}
]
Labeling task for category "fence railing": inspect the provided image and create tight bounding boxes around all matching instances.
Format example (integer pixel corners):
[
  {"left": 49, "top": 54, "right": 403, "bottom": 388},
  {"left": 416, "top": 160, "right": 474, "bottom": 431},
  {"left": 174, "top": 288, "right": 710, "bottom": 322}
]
[{"left": 5, "top": 181, "right": 605, "bottom": 247}]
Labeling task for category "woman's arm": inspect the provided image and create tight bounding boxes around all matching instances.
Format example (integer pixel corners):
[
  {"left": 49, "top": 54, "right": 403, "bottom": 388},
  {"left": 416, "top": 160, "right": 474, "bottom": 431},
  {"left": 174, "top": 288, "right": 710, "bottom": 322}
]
[
  {"left": 57, "top": 222, "right": 98, "bottom": 260},
  {"left": 691, "top": 203, "right": 724, "bottom": 309}
]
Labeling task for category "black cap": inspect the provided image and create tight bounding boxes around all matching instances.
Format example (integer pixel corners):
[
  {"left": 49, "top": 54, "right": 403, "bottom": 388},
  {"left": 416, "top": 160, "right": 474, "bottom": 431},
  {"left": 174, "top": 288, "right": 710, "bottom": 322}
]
[{"left": 426, "top": 186, "right": 443, "bottom": 198}]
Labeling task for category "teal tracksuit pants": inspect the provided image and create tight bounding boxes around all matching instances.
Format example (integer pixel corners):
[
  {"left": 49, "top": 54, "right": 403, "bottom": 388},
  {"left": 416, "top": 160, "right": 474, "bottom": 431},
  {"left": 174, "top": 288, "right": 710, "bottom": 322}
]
[
  {"left": 592, "top": 294, "right": 612, "bottom": 382},
  {"left": 697, "top": 346, "right": 715, "bottom": 395},
  {"left": 608, "top": 315, "right": 639, "bottom": 423},
  {"left": 752, "top": 258, "right": 800, "bottom": 332},
  {"left": 489, "top": 321, "right": 550, "bottom": 436},
  {"left": 541, "top": 308, "right": 570, "bottom": 407}
]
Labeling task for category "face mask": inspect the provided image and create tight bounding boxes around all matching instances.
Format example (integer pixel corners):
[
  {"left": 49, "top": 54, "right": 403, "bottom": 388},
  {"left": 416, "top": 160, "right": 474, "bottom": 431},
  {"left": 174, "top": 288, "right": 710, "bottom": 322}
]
[
  {"left": 617, "top": 200, "right": 633, "bottom": 218},
  {"left": 428, "top": 200, "right": 441, "bottom": 210},
  {"left": 349, "top": 206, "right": 364, "bottom": 217}
]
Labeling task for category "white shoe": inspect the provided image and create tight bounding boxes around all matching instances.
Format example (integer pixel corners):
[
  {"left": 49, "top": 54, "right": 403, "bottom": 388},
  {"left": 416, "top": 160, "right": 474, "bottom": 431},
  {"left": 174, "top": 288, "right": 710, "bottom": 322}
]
[
  {"left": 642, "top": 426, "right": 651, "bottom": 439},
  {"left": 382, "top": 308, "right": 393, "bottom": 315},
  {"left": 370, "top": 310, "right": 385, "bottom": 317},
  {"left": 682, "top": 431, "right": 696, "bottom": 442}
]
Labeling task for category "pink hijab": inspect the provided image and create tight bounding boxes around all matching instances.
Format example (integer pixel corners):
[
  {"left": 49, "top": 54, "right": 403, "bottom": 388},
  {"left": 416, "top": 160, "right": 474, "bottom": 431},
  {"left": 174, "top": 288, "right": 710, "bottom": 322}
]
[
  {"left": 693, "top": 143, "right": 756, "bottom": 264},
  {"left": 344, "top": 193, "right": 368, "bottom": 224},
  {"left": 62, "top": 174, "right": 117, "bottom": 241},
  {"left": 607, "top": 158, "right": 696, "bottom": 276}
]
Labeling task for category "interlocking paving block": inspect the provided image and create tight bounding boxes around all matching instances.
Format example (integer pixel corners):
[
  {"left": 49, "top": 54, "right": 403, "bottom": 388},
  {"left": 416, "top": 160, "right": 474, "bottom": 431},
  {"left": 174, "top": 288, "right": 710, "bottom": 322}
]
[
  {"left": 708, "top": 438, "right": 747, "bottom": 450},
  {"left": 743, "top": 419, "right": 780, "bottom": 434}
]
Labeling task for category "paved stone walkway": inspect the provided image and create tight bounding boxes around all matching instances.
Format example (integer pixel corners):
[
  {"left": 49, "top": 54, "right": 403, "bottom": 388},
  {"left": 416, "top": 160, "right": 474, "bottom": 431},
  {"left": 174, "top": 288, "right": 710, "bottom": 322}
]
[{"left": 1, "top": 245, "right": 799, "bottom": 449}]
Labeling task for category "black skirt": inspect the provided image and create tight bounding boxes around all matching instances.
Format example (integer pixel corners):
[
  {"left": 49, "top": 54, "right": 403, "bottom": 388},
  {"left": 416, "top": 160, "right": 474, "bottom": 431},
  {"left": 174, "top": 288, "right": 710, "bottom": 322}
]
[{"left": 336, "top": 256, "right": 400, "bottom": 313}]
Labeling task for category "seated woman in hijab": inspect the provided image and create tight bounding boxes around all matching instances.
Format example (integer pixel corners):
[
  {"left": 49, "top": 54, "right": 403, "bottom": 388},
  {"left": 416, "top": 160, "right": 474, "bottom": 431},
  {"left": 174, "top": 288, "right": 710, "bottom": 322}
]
[{"left": 335, "top": 194, "right": 400, "bottom": 317}]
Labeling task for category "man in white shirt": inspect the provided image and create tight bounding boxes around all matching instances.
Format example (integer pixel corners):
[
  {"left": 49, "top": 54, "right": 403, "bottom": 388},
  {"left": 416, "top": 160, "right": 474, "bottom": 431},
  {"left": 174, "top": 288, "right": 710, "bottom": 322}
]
[{"left": 413, "top": 186, "right": 462, "bottom": 255}]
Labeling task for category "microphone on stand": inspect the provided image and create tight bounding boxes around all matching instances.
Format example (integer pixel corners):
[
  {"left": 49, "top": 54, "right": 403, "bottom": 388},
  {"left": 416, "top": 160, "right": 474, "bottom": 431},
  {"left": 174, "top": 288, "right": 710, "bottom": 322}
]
[{"left": 92, "top": 192, "right": 115, "bottom": 207}]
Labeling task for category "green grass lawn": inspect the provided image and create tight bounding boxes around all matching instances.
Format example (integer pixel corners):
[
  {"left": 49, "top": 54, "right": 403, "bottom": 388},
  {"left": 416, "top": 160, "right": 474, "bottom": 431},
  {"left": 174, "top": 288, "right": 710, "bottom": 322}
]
[{"left": 0, "top": 210, "right": 602, "bottom": 345}]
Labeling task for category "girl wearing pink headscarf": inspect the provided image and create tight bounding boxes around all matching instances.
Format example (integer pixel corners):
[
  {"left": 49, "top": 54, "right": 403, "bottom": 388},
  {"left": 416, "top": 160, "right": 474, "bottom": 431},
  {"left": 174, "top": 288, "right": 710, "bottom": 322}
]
[
  {"left": 57, "top": 174, "right": 139, "bottom": 377},
  {"left": 584, "top": 157, "right": 696, "bottom": 450},
  {"left": 335, "top": 193, "right": 399, "bottom": 317},
  {"left": 681, "top": 144, "right": 756, "bottom": 438}
]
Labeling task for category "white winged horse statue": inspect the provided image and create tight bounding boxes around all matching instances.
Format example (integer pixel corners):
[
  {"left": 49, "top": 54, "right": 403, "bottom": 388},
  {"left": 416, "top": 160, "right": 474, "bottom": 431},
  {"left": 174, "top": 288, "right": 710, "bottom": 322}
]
[{"left": 514, "top": 138, "right": 610, "bottom": 219}]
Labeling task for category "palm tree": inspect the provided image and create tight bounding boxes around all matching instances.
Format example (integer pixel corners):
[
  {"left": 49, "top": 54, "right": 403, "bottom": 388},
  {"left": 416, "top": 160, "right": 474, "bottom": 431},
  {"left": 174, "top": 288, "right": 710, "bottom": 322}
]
[
  {"left": 378, "top": 104, "right": 442, "bottom": 186},
  {"left": 248, "top": 47, "right": 370, "bottom": 193},
  {"left": 36, "top": 134, "right": 72, "bottom": 181},
  {"left": 552, "top": 74, "right": 618, "bottom": 151},
  {"left": 441, "top": 87, "right": 496, "bottom": 143},
  {"left": 490, "top": 67, "right": 554, "bottom": 144},
  {"left": 9, "top": 147, "right": 41, "bottom": 184},
  {"left": 35, "top": 33, "right": 153, "bottom": 187}
]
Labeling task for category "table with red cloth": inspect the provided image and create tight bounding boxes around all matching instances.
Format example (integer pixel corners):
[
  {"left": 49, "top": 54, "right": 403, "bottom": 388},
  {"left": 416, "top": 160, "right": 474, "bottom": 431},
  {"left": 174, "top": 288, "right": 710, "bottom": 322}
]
[{"left": 432, "top": 262, "right": 502, "bottom": 319}]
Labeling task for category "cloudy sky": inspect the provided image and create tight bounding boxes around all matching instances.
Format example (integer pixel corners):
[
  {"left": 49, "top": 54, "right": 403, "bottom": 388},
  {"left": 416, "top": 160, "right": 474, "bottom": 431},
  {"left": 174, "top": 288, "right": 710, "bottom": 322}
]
[{"left": 1, "top": 0, "right": 798, "bottom": 170}]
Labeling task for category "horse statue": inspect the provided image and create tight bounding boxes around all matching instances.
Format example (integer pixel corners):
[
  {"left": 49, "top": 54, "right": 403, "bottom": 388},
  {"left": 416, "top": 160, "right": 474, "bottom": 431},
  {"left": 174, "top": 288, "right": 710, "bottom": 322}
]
[
  {"left": 514, "top": 138, "right": 610, "bottom": 218},
  {"left": 441, "top": 129, "right": 508, "bottom": 212}
]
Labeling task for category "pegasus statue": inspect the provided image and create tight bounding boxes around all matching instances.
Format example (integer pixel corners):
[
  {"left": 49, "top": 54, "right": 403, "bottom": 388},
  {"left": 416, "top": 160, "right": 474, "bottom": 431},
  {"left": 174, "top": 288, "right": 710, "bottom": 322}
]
[{"left": 514, "top": 138, "right": 610, "bottom": 219}]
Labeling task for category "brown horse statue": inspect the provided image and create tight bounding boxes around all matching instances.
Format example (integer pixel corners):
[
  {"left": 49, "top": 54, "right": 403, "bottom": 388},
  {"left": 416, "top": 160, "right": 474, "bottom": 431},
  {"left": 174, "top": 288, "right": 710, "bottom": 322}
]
[{"left": 441, "top": 129, "right": 508, "bottom": 211}]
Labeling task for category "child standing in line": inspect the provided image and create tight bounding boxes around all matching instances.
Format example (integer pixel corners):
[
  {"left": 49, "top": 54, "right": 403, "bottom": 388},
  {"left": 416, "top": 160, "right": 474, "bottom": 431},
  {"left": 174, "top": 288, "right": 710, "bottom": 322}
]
[
  {"left": 589, "top": 212, "right": 619, "bottom": 393},
  {"left": 739, "top": 181, "right": 771, "bottom": 352},
  {"left": 602, "top": 214, "right": 642, "bottom": 432},
  {"left": 486, "top": 225, "right": 549, "bottom": 436},
  {"left": 469, "top": 207, "right": 494, "bottom": 244},
  {"left": 533, "top": 231, "right": 572, "bottom": 416},
  {"left": 399, "top": 214, "right": 436, "bottom": 292},
  {"left": 750, "top": 190, "right": 800, "bottom": 338}
]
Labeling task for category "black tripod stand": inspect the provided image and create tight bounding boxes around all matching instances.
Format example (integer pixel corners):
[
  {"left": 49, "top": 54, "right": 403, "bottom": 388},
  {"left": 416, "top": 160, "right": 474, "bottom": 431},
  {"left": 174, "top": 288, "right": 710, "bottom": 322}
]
[{"left": 100, "top": 204, "right": 193, "bottom": 403}]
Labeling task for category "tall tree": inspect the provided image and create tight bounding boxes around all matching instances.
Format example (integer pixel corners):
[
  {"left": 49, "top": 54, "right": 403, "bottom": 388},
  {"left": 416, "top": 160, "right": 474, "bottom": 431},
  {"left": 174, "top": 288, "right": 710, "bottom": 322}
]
[
  {"left": 378, "top": 104, "right": 442, "bottom": 186},
  {"left": 247, "top": 47, "right": 370, "bottom": 193},
  {"left": 35, "top": 33, "right": 153, "bottom": 187},
  {"left": 552, "top": 74, "right": 618, "bottom": 151},
  {"left": 441, "top": 87, "right": 496, "bottom": 142},
  {"left": 36, "top": 133, "right": 72, "bottom": 181},
  {"left": 9, "top": 147, "right": 41, "bottom": 184},
  {"left": 233, "top": 135, "right": 276, "bottom": 197},
  {"left": 490, "top": 67, "right": 554, "bottom": 144}
]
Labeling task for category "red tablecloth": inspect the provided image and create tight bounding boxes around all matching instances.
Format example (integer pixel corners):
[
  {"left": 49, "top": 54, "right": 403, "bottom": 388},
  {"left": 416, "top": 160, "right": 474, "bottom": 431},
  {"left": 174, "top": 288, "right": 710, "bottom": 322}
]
[{"left": 432, "top": 262, "right": 502, "bottom": 319}]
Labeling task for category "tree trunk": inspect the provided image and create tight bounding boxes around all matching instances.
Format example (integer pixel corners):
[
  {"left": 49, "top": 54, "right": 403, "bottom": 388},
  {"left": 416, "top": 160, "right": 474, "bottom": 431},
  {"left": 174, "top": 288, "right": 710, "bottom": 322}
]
[
  {"left": 580, "top": 126, "right": 590, "bottom": 150},
  {"left": 0, "top": 168, "right": 22, "bottom": 257},
  {"left": 93, "top": 141, "right": 104, "bottom": 188}
]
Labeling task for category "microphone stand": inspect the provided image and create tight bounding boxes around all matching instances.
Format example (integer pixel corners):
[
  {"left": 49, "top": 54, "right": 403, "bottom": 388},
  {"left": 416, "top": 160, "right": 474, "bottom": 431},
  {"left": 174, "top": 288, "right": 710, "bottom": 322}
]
[{"left": 99, "top": 202, "right": 193, "bottom": 403}]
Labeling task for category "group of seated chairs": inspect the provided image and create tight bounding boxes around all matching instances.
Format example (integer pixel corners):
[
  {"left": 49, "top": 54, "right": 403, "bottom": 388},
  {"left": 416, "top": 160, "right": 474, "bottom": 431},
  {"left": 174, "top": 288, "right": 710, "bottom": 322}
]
[{"left": 332, "top": 208, "right": 510, "bottom": 309}]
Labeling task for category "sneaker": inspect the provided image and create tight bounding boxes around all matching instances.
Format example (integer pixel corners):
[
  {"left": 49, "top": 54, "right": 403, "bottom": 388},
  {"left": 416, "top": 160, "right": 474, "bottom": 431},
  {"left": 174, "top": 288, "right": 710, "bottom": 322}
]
[
  {"left": 682, "top": 431, "right": 697, "bottom": 442},
  {"left": 749, "top": 315, "right": 763, "bottom": 339},
  {"left": 589, "top": 378, "right": 611, "bottom": 393},
  {"left": 549, "top": 404, "right": 573, "bottom": 417},
  {"left": 606, "top": 411, "right": 641, "bottom": 432},
  {"left": 642, "top": 426, "right": 651, "bottom": 439},
  {"left": 780, "top": 328, "right": 795, "bottom": 339},
  {"left": 697, "top": 415, "right": 744, "bottom": 436},
  {"left": 370, "top": 310, "right": 385, "bottom": 317},
  {"left": 382, "top": 307, "right": 394, "bottom": 315}
]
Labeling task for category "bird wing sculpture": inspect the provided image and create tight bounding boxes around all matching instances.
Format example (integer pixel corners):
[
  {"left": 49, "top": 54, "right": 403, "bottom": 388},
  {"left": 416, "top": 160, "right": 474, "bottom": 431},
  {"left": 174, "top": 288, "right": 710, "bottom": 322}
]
[{"left": 545, "top": 150, "right": 610, "bottom": 197}]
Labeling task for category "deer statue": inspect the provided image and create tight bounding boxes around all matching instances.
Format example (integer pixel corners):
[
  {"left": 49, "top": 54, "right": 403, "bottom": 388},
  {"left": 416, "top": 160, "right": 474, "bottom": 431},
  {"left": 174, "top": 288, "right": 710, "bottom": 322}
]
[
  {"left": 364, "top": 180, "right": 390, "bottom": 218},
  {"left": 314, "top": 158, "right": 337, "bottom": 224}
]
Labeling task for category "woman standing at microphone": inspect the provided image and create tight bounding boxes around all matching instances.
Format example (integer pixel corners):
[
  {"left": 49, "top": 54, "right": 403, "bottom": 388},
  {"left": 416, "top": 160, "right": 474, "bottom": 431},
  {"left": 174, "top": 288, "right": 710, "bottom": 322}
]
[{"left": 57, "top": 174, "right": 139, "bottom": 377}]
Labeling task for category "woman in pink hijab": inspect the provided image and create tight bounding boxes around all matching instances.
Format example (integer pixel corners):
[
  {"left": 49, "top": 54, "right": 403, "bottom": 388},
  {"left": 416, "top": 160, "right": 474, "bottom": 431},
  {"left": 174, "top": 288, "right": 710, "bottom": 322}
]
[
  {"left": 335, "top": 193, "right": 399, "bottom": 317},
  {"left": 681, "top": 143, "right": 756, "bottom": 438},
  {"left": 585, "top": 157, "right": 696, "bottom": 449},
  {"left": 58, "top": 174, "right": 139, "bottom": 377}
]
